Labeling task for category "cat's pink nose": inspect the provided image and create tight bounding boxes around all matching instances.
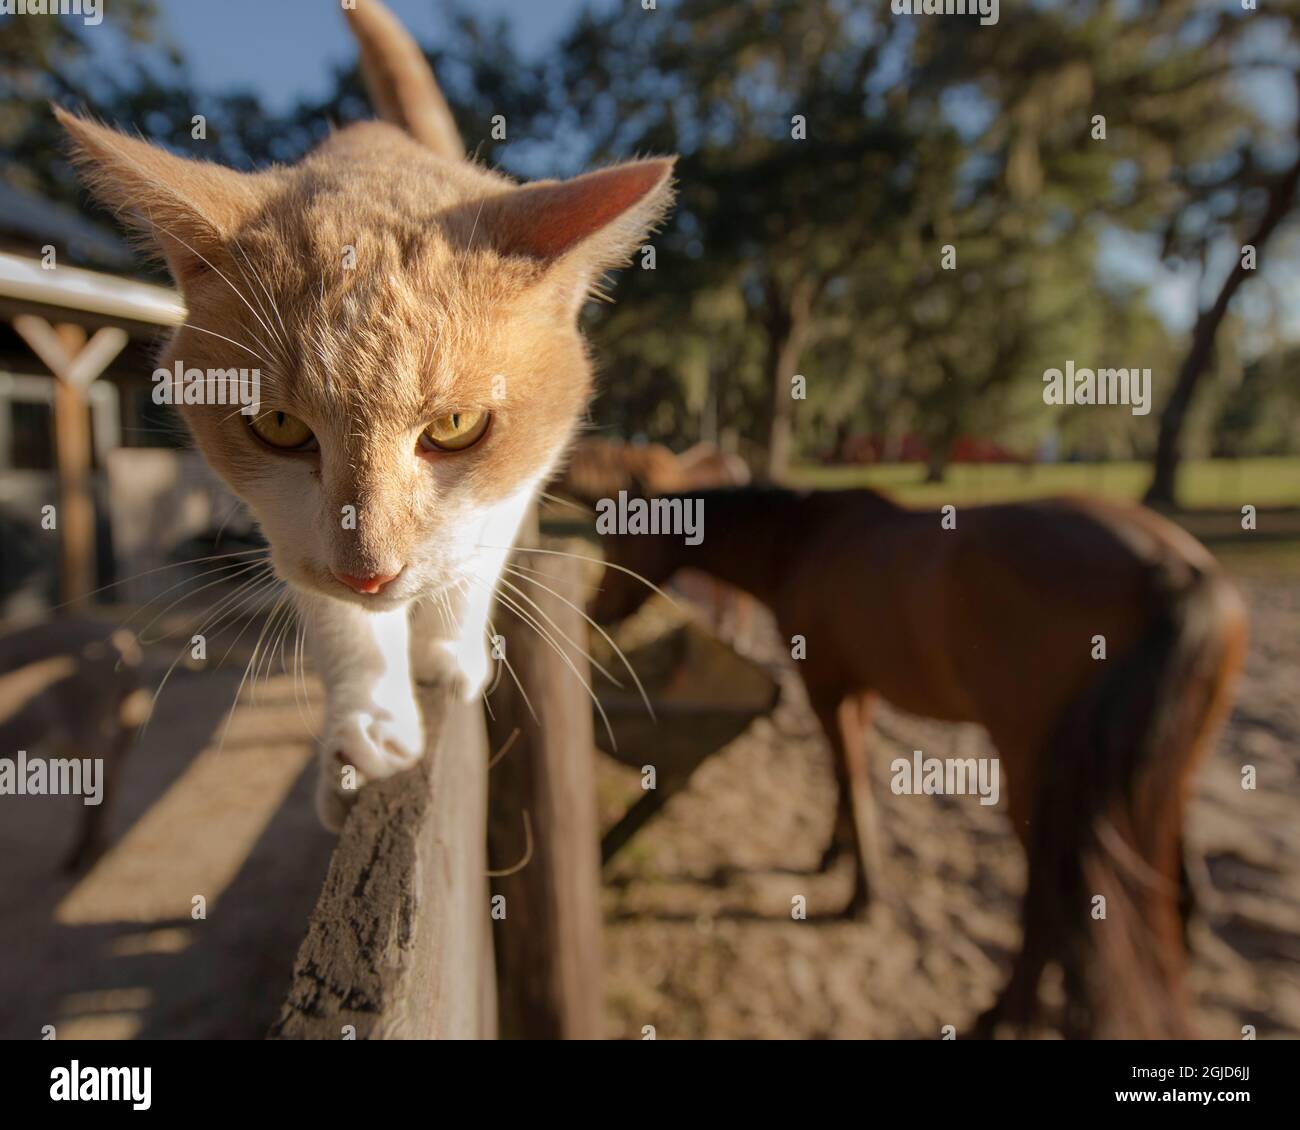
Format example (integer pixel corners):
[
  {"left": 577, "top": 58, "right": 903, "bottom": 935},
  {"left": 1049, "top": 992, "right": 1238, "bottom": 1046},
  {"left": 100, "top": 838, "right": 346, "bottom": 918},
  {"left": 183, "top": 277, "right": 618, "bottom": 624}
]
[{"left": 334, "top": 569, "right": 401, "bottom": 595}]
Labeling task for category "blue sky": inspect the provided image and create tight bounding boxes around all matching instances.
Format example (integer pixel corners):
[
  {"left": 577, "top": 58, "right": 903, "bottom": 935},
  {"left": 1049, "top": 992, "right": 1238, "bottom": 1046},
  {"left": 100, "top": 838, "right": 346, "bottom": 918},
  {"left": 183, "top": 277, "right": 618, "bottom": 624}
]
[{"left": 143, "top": 0, "right": 604, "bottom": 114}]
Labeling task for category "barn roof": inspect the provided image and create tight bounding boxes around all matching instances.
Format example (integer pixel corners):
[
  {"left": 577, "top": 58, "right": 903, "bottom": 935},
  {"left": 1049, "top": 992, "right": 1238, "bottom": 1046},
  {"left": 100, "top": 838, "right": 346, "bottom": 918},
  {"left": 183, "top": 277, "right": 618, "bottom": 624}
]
[
  {"left": 0, "top": 251, "right": 183, "bottom": 330},
  {"left": 0, "top": 181, "right": 137, "bottom": 272}
]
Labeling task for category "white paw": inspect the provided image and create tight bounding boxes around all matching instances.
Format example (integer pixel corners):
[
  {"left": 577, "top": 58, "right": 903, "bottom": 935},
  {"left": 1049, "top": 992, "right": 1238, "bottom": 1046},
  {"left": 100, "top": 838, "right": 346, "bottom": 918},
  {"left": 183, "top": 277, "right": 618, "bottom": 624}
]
[
  {"left": 414, "top": 638, "right": 490, "bottom": 703},
  {"left": 455, "top": 643, "right": 491, "bottom": 703},
  {"left": 324, "top": 702, "right": 424, "bottom": 778},
  {"left": 315, "top": 694, "right": 424, "bottom": 830}
]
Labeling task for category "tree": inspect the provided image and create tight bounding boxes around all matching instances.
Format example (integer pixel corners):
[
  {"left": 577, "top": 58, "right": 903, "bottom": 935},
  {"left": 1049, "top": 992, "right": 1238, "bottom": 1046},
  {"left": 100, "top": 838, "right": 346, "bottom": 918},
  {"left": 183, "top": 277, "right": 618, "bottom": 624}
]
[
  {"left": 545, "top": 0, "right": 1289, "bottom": 482},
  {"left": 1145, "top": 86, "right": 1300, "bottom": 505}
]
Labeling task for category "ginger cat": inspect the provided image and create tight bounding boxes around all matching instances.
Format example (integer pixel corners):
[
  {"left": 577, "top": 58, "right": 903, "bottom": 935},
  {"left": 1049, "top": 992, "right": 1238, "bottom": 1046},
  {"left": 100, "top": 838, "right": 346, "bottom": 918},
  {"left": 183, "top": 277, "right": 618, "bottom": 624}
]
[{"left": 56, "top": 0, "right": 674, "bottom": 827}]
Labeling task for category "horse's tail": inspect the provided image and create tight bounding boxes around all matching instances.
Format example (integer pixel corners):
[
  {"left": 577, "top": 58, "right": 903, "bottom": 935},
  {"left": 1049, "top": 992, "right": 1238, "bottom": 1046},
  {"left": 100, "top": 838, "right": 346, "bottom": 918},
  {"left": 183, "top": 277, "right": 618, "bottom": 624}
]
[{"left": 1025, "top": 556, "right": 1247, "bottom": 1038}]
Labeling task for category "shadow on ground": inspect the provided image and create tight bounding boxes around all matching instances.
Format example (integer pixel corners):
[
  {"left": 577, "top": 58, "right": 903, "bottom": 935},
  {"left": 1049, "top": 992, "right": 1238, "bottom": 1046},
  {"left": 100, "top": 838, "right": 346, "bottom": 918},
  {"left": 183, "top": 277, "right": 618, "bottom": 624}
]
[{"left": 0, "top": 658, "right": 333, "bottom": 1040}]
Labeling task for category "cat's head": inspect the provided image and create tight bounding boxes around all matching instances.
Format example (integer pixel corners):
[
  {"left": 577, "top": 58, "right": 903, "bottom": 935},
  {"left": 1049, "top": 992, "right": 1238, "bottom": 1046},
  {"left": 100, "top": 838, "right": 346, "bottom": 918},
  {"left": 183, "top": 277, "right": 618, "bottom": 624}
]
[{"left": 55, "top": 107, "right": 672, "bottom": 611}]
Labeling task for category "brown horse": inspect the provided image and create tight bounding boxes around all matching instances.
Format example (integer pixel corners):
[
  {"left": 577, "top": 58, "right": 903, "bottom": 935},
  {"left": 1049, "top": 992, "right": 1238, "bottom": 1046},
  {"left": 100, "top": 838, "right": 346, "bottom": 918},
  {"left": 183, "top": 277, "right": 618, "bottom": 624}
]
[
  {"left": 590, "top": 486, "right": 1247, "bottom": 1038},
  {"left": 560, "top": 438, "right": 755, "bottom": 638},
  {"left": 558, "top": 437, "right": 697, "bottom": 500}
]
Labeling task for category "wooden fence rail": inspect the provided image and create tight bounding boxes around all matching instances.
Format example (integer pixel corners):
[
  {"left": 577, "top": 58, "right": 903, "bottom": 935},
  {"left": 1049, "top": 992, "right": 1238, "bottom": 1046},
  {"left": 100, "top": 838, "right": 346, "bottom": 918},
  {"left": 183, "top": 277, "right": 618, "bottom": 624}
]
[
  {"left": 271, "top": 546, "right": 600, "bottom": 1040},
  {"left": 270, "top": 677, "right": 496, "bottom": 1040}
]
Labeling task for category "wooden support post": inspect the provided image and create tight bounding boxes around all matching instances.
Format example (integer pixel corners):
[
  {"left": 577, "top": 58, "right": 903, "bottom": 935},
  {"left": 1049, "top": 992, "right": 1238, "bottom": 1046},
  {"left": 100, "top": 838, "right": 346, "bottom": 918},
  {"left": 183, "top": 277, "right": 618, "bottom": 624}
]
[
  {"left": 486, "top": 542, "right": 605, "bottom": 1039},
  {"left": 271, "top": 678, "right": 495, "bottom": 1039},
  {"left": 52, "top": 328, "right": 94, "bottom": 604},
  {"left": 11, "top": 315, "right": 128, "bottom": 605}
]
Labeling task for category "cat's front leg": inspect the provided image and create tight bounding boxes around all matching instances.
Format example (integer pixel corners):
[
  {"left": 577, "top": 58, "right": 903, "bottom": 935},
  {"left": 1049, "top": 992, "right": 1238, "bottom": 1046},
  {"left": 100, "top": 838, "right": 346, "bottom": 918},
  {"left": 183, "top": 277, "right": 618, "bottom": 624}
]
[
  {"left": 409, "top": 576, "right": 494, "bottom": 703},
  {"left": 409, "top": 481, "right": 540, "bottom": 701},
  {"left": 298, "top": 591, "right": 424, "bottom": 830}
]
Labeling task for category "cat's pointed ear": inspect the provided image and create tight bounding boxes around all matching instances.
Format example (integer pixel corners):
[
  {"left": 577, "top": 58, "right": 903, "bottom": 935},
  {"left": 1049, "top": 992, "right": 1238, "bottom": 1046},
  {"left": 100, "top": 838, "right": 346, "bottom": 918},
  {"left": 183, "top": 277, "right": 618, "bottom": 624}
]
[
  {"left": 485, "top": 158, "right": 675, "bottom": 305},
  {"left": 54, "top": 106, "right": 274, "bottom": 285}
]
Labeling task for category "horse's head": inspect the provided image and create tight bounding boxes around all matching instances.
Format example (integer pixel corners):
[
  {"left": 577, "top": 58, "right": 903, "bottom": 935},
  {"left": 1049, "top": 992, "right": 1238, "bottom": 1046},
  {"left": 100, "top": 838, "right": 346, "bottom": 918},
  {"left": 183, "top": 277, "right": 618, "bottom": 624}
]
[{"left": 589, "top": 528, "right": 678, "bottom": 625}]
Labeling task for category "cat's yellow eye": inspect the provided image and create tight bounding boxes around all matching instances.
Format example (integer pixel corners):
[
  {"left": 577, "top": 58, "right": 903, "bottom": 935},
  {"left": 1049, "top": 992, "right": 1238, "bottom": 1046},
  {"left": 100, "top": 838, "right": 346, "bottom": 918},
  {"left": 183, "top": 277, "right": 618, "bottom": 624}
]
[
  {"left": 248, "top": 410, "right": 316, "bottom": 451},
  {"left": 420, "top": 409, "right": 490, "bottom": 453}
]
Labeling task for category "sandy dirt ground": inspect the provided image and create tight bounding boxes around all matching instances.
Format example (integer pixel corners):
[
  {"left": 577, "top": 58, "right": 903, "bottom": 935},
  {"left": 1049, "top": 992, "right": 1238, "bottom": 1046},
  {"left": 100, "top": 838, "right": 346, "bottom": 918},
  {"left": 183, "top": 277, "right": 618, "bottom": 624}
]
[
  {"left": 598, "top": 567, "right": 1300, "bottom": 1039},
  {"left": 0, "top": 625, "right": 334, "bottom": 1040},
  {"left": 1, "top": 565, "right": 1295, "bottom": 1039}
]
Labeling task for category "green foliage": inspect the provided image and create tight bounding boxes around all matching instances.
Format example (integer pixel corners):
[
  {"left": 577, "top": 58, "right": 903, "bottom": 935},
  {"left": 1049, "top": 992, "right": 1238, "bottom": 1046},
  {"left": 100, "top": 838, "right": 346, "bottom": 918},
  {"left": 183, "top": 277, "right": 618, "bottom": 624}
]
[
  {"left": 555, "top": 0, "right": 1298, "bottom": 476},
  {"left": 4, "top": 0, "right": 1297, "bottom": 475}
]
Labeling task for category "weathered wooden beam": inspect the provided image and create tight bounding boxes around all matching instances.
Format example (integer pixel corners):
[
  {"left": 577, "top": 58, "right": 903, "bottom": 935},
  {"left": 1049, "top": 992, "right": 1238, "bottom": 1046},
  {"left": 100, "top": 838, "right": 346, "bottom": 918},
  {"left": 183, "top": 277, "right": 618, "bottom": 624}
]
[
  {"left": 11, "top": 316, "right": 128, "bottom": 605},
  {"left": 270, "top": 677, "right": 495, "bottom": 1040},
  {"left": 486, "top": 545, "right": 604, "bottom": 1039}
]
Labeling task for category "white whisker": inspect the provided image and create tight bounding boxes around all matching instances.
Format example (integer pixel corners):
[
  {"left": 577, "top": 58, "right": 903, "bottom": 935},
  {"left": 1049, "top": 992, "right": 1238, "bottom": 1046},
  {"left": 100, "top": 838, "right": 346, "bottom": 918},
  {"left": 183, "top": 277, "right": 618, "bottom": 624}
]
[
  {"left": 476, "top": 576, "right": 616, "bottom": 749},
  {"left": 478, "top": 543, "right": 680, "bottom": 610},
  {"left": 502, "top": 563, "right": 654, "bottom": 721},
  {"left": 147, "top": 217, "right": 282, "bottom": 364},
  {"left": 495, "top": 574, "right": 623, "bottom": 689}
]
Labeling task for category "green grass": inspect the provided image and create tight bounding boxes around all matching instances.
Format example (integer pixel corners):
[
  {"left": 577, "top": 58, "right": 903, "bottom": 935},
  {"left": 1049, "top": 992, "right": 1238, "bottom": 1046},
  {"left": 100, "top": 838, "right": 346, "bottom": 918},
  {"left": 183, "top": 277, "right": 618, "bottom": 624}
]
[
  {"left": 785, "top": 457, "right": 1300, "bottom": 575},
  {"left": 787, "top": 457, "right": 1300, "bottom": 510}
]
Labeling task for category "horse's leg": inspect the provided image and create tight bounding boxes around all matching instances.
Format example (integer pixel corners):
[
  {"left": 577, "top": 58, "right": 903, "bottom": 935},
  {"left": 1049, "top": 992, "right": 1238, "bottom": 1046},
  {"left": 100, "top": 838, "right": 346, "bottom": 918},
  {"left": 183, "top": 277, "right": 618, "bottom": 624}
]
[
  {"left": 842, "top": 694, "right": 886, "bottom": 914},
  {"left": 813, "top": 695, "right": 853, "bottom": 875},
  {"left": 733, "top": 593, "right": 754, "bottom": 650},
  {"left": 809, "top": 686, "right": 851, "bottom": 874},
  {"left": 710, "top": 579, "right": 727, "bottom": 635},
  {"left": 815, "top": 790, "right": 853, "bottom": 874},
  {"left": 972, "top": 729, "right": 1049, "bottom": 1038},
  {"left": 1060, "top": 956, "right": 1094, "bottom": 1040},
  {"left": 812, "top": 691, "right": 884, "bottom": 918},
  {"left": 971, "top": 883, "right": 1052, "bottom": 1038}
]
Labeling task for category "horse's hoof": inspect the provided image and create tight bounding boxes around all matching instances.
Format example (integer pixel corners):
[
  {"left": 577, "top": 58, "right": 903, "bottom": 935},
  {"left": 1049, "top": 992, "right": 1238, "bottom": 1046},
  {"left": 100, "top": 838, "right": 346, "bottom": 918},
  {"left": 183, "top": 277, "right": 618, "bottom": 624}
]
[
  {"left": 839, "top": 886, "right": 873, "bottom": 922},
  {"left": 816, "top": 843, "right": 845, "bottom": 874}
]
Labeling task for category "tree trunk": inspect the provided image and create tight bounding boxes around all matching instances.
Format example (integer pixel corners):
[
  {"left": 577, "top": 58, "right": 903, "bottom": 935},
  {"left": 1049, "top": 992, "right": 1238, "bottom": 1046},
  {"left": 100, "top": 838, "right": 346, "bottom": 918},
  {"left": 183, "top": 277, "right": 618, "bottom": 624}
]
[
  {"left": 924, "top": 374, "right": 963, "bottom": 485},
  {"left": 924, "top": 445, "right": 949, "bottom": 484},
  {"left": 1145, "top": 148, "right": 1300, "bottom": 507},
  {"left": 763, "top": 278, "right": 814, "bottom": 482},
  {"left": 832, "top": 417, "right": 852, "bottom": 463}
]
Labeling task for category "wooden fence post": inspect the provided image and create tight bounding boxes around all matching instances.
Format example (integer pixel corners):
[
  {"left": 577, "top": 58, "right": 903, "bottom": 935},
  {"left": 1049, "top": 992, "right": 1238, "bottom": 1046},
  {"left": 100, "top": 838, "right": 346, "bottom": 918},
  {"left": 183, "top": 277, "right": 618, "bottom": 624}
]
[
  {"left": 271, "top": 677, "right": 495, "bottom": 1039},
  {"left": 486, "top": 542, "right": 605, "bottom": 1039}
]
